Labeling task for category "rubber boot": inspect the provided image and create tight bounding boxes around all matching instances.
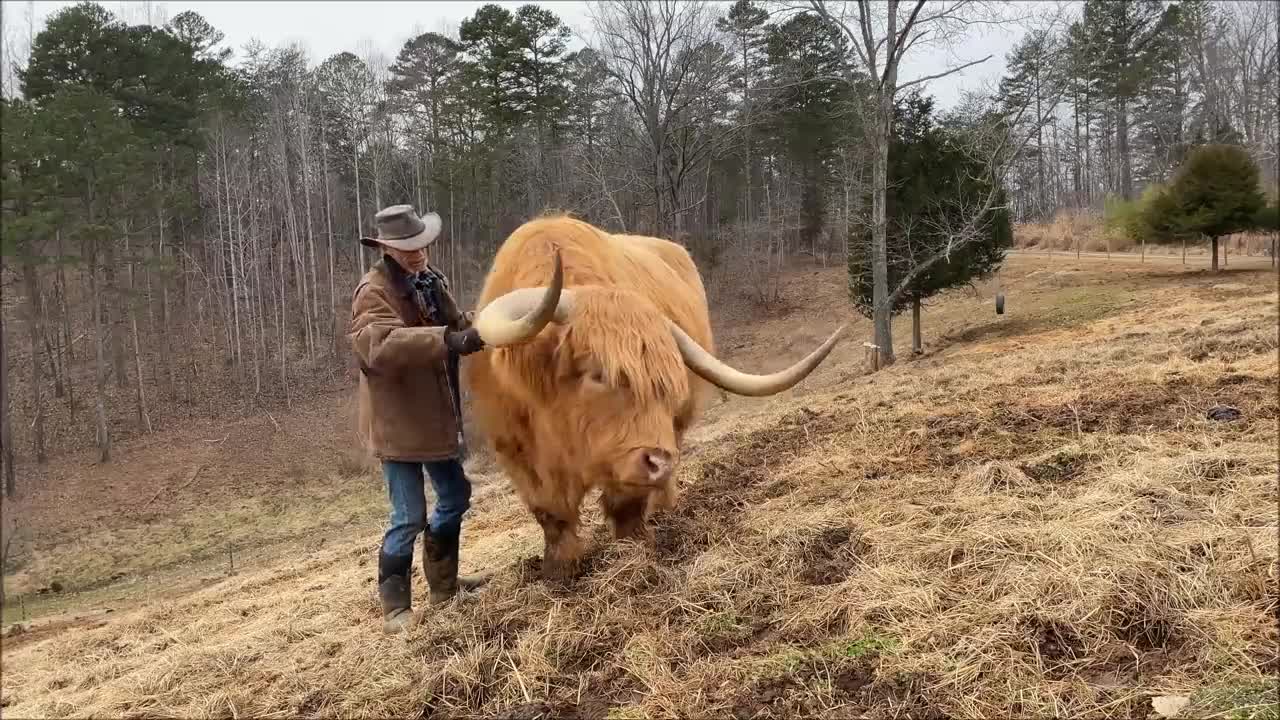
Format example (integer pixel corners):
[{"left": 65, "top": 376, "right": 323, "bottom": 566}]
[
  {"left": 377, "top": 551, "right": 417, "bottom": 634},
  {"left": 422, "top": 526, "right": 492, "bottom": 605}
]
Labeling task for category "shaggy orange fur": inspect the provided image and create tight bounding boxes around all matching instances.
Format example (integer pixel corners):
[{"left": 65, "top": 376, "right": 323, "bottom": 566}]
[{"left": 463, "top": 214, "right": 718, "bottom": 578}]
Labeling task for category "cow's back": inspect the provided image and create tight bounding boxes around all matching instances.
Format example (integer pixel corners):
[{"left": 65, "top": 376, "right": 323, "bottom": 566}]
[{"left": 608, "top": 233, "right": 713, "bottom": 353}]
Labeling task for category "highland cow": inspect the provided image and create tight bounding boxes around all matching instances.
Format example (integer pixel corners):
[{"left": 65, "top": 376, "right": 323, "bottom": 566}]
[{"left": 464, "top": 214, "right": 846, "bottom": 579}]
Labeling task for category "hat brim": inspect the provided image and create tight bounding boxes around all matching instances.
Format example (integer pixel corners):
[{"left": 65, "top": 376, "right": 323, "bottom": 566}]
[{"left": 360, "top": 212, "right": 442, "bottom": 251}]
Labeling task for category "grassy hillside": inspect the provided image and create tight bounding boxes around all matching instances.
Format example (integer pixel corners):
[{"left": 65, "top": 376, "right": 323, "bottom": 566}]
[{"left": 2, "top": 255, "right": 1276, "bottom": 719}]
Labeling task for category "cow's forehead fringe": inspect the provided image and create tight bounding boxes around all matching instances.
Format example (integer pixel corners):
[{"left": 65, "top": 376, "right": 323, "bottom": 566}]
[
  {"left": 567, "top": 288, "right": 689, "bottom": 406},
  {"left": 483, "top": 212, "right": 701, "bottom": 407}
]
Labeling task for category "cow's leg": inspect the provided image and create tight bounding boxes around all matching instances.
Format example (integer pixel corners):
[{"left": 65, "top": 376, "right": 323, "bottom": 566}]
[
  {"left": 533, "top": 506, "right": 584, "bottom": 581},
  {"left": 491, "top": 436, "right": 587, "bottom": 581},
  {"left": 600, "top": 489, "right": 653, "bottom": 544}
]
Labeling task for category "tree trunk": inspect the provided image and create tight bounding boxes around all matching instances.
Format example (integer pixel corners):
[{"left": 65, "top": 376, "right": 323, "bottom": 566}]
[
  {"left": 103, "top": 238, "right": 127, "bottom": 388},
  {"left": 278, "top": 244, "right": 290, "bottom": 408},
  {"left": 652, "top": 115, "right": 663, "bottom": 235},
  {"left": 91, "top": 252, "right": 111, "bottom": 464},
  {"left": 1083, "top": 96, "right": 1092, "bottom": 206},
  {"left": 43, "top": 330, "right": 62, "bottom": 400},
  {"left": 298, "top": 108, "right": 322, "bottom": 361},
  {"left": 250, "top": 196, "right": 264, "bottom": 402},
  {"left": 450, "top": 163, "right": 458, "bottom": 296},
  {"left": 911, "top": 298, "right": 922, "bottom": 355},
  {"left": 21, "top": 257, "right": 46, "bottom": 463},
  {"left": 1, "top": 310, "right": 15, "bottom": 497},
  {"left": 45, "top": 239, "right": 66, "bottom": 400},
  {"left": 123, "top": 221, "right": 150, "bottom": 432},
  {"left": 322, "top": 132, "right": 338, "bottom": 360},
  {"left": 353, "top": 128, "right": 366, "bottom": 274},
  {"left": 1073, "top": 85, "right": 1082, "bottom": 206},
  {"left": 131, "top": 313, "right": 151, "bottom": 433},
  {"left": 415, "top": 150, "right": 424, "bottom": 212},
  {"left": 1211, "top": 236, "right": 1219, "bottom": 272},
  {"left": 764, "top": 156, "right": 773, "bottom": 304},
  {"left": 871, "top": 88, "right": 895, "bottom": 366},
  {"left": 1036, "top": 66, "right": 1045, "bottom": 219},
  {"left": 222, "top": 136, "right": 244, "bottom": 370},
  {"left": 1116, "top": 97, "right": 1133, "bottom": 201},
  {"left": 156, "top": 191, "right": 173, "bottom": 402},
  {"left": 57, "top": 229, "right": 75, "bottom": 421}
]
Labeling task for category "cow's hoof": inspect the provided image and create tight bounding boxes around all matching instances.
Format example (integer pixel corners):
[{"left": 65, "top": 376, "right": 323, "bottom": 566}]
[{"left": 612, "top": 524, "right": 653, "bottom": 545}]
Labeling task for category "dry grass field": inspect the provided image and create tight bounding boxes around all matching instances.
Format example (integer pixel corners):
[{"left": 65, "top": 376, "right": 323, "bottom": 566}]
[
  {"left": 1, "top": 254, "right": 1276, "bottom": 719},
  {"left": 1014, "top": 209, "right": 1277, "bottom": 262}
]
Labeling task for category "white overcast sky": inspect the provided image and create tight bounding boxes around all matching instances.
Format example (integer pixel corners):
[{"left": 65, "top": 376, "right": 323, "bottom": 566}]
[{"left": 4, "top": 0, "right": 1055, "bottom": 109}]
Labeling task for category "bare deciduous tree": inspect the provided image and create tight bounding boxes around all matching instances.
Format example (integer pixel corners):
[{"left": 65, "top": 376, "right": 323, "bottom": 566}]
[
  {"left": 588, "top": 0, "right": 736, "bottom": 236},
  {"left": 796, "top": 0, "right": 1024, "bottom": 366}
]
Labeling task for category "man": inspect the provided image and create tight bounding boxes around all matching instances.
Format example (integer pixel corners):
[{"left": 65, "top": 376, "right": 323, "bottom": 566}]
[{"left": 348, "top": 204, "right": 489, "bottom": 635}]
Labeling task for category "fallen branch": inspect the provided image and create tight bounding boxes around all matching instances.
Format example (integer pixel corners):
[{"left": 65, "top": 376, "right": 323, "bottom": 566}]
[{"left": 142, "top": 464, "right": 205, "bottom": 510}]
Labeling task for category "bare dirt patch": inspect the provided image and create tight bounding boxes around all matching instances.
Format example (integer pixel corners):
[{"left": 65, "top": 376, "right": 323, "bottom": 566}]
[
  {"left": 793, "top": 525, "right": 871, "bottom": 586},
  {"left": 651, "top": 407, "right": 845, "bottom": 564},
  {"left": 727, "top": 651, "right": 945, "bottom": 720}
]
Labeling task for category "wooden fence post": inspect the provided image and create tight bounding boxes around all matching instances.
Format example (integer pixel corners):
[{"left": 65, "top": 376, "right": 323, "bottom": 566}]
[{"left": 863, "top": 342, "right": 880, "bottom": 373}]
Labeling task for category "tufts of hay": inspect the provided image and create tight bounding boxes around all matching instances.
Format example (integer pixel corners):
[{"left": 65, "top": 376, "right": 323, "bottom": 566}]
[{"left": 2, "top": 259, "right": 1276, "bottom": 719}]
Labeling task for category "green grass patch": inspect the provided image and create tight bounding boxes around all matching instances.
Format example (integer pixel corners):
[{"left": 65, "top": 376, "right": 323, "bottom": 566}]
[
  {"left": 1187, "top": 680, "right": 1279, "bottom": 720},
  {"left": 838, "top": 631, "right": 900, "bottom": 658},
  {"left": 699, "top": 610, "right": 742, "bottom": 634}
]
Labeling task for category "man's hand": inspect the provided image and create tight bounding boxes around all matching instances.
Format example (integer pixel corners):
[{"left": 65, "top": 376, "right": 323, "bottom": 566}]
[{"left": 445, "top": 327, "right": 485, "bottom": 355}]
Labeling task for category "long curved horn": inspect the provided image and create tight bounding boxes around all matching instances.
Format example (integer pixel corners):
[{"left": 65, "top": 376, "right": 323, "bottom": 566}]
[
  {"left": 669, "top": 321, "right": 847, "bottom": 397},
  {"left": 472, "top": 250, "right": 572, "bottom": 347}
]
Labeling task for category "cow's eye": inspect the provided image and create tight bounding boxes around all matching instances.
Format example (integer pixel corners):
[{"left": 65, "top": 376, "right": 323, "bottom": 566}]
[{"left": 577, "top": 364, "right": 606, "bottom": 386}]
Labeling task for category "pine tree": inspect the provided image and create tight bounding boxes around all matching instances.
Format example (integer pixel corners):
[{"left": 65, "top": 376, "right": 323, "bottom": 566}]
[
  {"left": 764, "top": 11, "right": 848, "bottom": 248},
  {"left": 849, "top": 91, "right": 1012, "bottom": 354},
  {"left": 998, "top": 28, "right": 1057, "bottom": 220},
  {"left": 1080, "top": 0, "right": 1167, "bottom": 200},
  {"left": 716, "top": 0, "right": 770, "bottom": 223},
  {"left": 1133, "top": 3, "right": 1191, "bottom": 185},
  {"left": 510, "top": 4, "right": 571, "bottom": 134},
  {"left": 1064, "top": 19, "right": 1101, "bottom": 206},
  {"left": 458, "top": 3, "right": 526, "bottom": 137},
  {"left": 1159, "top": 143, "right": 1266, "bottom": 272},
  {"left": 561, "top": 48, "right": 610, "bottom": 152}
]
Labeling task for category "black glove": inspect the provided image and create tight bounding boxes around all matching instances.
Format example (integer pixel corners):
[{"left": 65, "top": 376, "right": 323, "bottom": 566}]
[{"left": 444, "top": 327, "right": 485, "bottom": 355}]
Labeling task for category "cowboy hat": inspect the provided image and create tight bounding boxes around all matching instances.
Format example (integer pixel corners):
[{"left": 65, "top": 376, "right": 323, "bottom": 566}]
[{"left": 359, "top": 204, "right": 442, "bottom": 251}]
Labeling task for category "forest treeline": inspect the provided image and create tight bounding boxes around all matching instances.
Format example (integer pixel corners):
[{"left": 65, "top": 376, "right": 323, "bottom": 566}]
[{"left": 0, "top": 0, "right": 1276, "bottom": 491}]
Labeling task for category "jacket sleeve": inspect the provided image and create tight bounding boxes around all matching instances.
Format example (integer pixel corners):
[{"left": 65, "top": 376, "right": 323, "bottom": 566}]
[{"left": 349, "top": 281, "right": 448, "bottom": 373}]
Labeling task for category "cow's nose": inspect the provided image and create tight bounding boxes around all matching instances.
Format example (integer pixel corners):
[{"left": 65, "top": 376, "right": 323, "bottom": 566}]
[{"left": 643, "top": 448, "right": 674, "bottom": 483}]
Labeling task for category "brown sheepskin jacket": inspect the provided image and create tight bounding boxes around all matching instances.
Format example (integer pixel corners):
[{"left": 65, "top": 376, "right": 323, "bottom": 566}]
[{"left": 349, "top": 255, "right": 471, "bottom": 463}]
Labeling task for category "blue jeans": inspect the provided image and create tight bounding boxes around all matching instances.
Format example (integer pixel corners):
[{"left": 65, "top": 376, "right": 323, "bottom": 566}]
[{"left": 380, "top": 458, "right": 472, "bottom": 560}]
